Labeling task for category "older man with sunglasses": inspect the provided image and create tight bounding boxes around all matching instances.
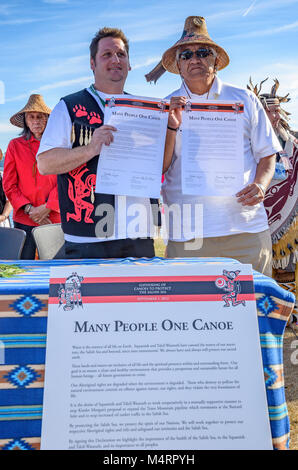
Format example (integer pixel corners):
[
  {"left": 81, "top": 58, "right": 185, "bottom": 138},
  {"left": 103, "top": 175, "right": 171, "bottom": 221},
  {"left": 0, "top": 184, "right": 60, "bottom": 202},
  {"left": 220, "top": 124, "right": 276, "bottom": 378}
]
[{"left": 146, "top": 16, "right": 281, "bottom": 276}]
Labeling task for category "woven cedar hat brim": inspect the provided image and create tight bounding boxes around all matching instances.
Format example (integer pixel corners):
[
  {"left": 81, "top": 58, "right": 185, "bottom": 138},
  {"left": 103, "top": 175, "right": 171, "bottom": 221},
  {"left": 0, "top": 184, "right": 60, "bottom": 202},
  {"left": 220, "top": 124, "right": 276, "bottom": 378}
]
[
  {"left": 10, "top": 94, "right": 51, "bottom": 128},
  {"left": 162, "top": 37, "right": 229, "bottom": 74},
  {"left": 145, "top": 16, "right": 229, "bottom": 82}
]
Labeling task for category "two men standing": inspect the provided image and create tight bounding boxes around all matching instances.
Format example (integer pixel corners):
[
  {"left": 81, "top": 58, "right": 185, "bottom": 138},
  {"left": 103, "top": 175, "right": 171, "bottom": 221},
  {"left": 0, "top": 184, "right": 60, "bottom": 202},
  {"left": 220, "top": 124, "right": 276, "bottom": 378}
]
[{"left": 38, "top": 17, "right": 281, "bottom": 274}]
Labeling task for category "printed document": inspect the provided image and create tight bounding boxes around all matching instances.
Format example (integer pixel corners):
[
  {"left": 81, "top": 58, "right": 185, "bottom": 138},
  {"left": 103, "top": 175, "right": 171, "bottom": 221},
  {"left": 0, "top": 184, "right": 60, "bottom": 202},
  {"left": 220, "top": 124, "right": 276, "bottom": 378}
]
[
  {"left": 181, "top": 100, "right": 244, "bottom": 196},
  {"left": 95, "top": 96, "right": 168, "bottom": 198}
]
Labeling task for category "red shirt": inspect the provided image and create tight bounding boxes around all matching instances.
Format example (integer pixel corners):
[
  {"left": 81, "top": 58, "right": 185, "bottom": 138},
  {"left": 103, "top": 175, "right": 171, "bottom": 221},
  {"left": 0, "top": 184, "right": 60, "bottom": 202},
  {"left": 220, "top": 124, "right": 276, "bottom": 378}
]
[{"left": 3, "top": 134, "right": 60, "bottom": 225}]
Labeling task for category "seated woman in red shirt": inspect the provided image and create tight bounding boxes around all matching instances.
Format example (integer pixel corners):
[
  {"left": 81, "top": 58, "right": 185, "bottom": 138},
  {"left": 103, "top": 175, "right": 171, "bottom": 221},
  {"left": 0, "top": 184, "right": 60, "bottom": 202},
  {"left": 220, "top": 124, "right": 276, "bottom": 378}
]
[{"left": 3, "top": 94, "right": 60, "bottom": 259}]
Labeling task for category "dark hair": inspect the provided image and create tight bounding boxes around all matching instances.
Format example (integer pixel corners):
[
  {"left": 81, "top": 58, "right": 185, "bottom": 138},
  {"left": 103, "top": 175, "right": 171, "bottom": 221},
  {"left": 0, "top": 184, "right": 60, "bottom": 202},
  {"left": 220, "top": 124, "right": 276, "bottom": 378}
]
[
  {"left": 19, "top": 116, "right": 31, "bottom": 140},
  {"left": 89, "top": 27, "right": 129, "bottom": 62}
]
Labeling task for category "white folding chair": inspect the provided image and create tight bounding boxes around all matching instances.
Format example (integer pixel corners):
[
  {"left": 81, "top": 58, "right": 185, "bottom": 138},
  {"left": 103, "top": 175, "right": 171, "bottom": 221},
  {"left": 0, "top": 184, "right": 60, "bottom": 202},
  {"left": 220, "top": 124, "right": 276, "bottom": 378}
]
[{"left": 32, "top": 223, "right": 65, "bottom": 260}]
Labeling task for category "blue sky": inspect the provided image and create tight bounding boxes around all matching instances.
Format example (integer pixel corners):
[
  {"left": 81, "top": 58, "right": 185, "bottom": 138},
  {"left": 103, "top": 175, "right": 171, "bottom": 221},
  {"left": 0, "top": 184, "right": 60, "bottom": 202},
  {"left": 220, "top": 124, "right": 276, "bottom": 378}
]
[{"left": 0, "top": 0, "right": 298, "bottom": 153}]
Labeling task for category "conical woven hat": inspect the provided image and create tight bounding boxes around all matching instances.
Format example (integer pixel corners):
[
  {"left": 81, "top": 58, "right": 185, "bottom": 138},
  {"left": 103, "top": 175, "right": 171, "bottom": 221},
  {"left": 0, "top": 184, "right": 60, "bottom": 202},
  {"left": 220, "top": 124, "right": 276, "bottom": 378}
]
[
  {"left": 162, "top": 16, "right": 229, "bottom": 74},
  {"left": 10, "top": 94, "right": 51, "bottom": 128}
]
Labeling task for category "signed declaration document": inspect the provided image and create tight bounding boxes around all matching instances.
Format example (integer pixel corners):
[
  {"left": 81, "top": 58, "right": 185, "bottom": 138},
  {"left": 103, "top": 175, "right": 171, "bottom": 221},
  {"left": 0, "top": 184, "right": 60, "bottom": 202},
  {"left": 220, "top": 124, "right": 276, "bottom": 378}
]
[
  {"left": 41, "top": 263, "right": 272, "bottom": 450},
  {"left": 95, "top": 96, "right": 168, "bottom": 199},
  {"left": 181, "top": 101, "right": 244, "bottom": 196}
]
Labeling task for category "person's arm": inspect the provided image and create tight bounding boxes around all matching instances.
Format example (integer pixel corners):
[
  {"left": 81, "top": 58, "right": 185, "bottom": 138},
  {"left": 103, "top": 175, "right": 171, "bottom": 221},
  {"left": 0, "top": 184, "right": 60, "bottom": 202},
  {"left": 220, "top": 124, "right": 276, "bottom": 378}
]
[
  {"left": 0, "top": 200, "right": 12, "bottom": 223},
  {"left": 44, "top": 177, "right": 60, "bottom": 214},
  {"left": 28, "top": 173, "right": 61, "bottom": 225},
  {"left": 3, "top": 141, "right": 31, "bottom": 211},
  {"left": 236, "top": 154, "right": 276, "bottom": 206},
  {"left": 37, "top": 125, "right": 117, "bottom": 175},
  {"left": 28, "top": 204, "right": 51, "bottom": 224},
  {"left": 163, "top": 96, "right": 186, "bottom": 174},
  {"left": 163, "top": 129, "right": 177, "bottom": 174}
]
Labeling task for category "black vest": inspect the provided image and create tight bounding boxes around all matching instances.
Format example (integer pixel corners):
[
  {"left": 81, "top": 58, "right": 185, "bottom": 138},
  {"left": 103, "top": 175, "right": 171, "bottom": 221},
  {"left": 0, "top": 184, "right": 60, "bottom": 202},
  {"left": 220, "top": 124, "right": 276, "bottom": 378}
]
[
  {"left": 59, "top": 89, "right": 160, "bottom": 238},
  {"left": 59, "top": 89, "right": 115, "bottom": 238}
]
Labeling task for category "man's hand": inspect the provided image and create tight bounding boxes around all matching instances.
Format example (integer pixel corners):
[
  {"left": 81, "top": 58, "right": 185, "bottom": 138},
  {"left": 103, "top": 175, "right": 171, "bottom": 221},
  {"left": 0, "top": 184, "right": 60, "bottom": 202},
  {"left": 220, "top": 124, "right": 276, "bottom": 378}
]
[
  {"left": 236, "top": 182, "right": 265, "bottom": 206},
  {"left": 29, "top": 204, "right": 51, "bottom": 224},
  {"left": 236, "top": 154, "right": 276, "bottom": 206},
  {"left": 168, "top": 96, "right": 187, "bottom": 129},
  {"left": 88, "top": 125, "right": 117, "bottom": 157},
  {"left": 163, "top": 96, "right": 187, "bottom": 173},
  {"left": 38, "top": 125, "right": 118, "bottom": 176}
]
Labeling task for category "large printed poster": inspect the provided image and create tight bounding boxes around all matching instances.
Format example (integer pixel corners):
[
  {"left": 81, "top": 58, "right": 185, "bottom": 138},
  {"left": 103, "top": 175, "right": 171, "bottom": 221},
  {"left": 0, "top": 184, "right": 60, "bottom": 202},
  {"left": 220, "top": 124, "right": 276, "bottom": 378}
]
[{"left": 41, "top": 263, "right": 272, "bottom": 450}]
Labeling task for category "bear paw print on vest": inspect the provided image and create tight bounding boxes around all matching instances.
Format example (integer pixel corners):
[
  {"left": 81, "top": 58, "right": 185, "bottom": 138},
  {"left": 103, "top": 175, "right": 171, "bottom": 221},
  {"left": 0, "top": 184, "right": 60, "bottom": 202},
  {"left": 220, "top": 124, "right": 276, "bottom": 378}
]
[
  {"left": 73, "top": 105, "right": 88, "bottom": 117},
  {"left": 87, "top": 112, "right": 102, "bottom": 125}
]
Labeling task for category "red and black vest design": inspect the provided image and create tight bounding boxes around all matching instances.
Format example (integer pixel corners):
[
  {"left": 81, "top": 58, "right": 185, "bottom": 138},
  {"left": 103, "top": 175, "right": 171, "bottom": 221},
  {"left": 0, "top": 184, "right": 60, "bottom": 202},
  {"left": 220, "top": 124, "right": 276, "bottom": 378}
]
[
  {"left": 59, "top": 88, "right": 161, "bottom": 239},
  {"left": 59, "top": 89, "right": 115, "bottom": 238}
]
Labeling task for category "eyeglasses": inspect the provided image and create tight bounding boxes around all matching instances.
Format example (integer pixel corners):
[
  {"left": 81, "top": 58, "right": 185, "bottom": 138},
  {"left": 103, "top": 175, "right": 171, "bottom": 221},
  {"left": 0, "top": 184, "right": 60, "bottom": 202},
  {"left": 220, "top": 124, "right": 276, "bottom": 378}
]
[{"left": 178, "top": 48, "right": 214, "bottom": 61}]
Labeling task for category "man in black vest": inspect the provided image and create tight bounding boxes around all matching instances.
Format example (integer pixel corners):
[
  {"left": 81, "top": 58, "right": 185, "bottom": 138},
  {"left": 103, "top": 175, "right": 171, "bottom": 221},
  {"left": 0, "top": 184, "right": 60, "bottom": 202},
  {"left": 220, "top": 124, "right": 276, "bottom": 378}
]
[{"left": 37, "top": 27, "right": 156, "bottom": 259}]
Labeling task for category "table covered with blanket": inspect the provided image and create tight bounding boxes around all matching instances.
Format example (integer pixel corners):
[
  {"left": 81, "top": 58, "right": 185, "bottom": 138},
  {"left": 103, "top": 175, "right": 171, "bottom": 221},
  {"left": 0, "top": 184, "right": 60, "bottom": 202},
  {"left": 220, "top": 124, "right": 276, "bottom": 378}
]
[{"left": 0, "top": 257, "right": 295, "bottom": 450}]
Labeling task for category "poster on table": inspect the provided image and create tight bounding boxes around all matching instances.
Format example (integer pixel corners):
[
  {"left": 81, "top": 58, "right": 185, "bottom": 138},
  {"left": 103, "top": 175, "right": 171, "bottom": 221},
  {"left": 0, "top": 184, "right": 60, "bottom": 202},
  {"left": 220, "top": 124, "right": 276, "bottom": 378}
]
[{"left": 41, "top": 262, "right": 272, "bottom": 450}]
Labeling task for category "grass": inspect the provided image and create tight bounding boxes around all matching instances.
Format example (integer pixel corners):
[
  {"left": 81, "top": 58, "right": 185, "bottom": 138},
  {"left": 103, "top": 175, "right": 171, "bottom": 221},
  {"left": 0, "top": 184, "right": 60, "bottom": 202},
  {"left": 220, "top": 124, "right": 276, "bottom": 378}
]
[{"left": 154, "top": 237, "right": 166, "bottom": 257}]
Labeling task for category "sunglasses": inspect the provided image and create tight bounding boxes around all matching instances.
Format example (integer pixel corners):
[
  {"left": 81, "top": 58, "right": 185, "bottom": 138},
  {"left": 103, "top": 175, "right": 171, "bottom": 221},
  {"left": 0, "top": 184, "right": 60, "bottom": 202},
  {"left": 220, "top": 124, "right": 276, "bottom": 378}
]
[{"left": 178, "top": 48, "right": 214, "bottom": 60}]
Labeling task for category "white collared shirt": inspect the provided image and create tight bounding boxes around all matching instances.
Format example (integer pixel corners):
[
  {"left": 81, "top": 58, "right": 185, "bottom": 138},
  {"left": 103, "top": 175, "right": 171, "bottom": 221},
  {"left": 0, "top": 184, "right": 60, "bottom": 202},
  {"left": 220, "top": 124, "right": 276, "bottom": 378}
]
[
  {"left": 161, "top": 77, "right": 282, "bottom": 241},
  {"left": 38, "top": 87, "right": 153, "bottom": 243}
]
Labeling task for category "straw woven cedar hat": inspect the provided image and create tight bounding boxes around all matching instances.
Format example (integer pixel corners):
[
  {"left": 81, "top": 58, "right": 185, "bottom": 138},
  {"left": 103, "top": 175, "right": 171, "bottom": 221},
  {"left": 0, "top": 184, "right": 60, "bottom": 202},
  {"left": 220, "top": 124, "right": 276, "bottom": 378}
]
[
  {"left": 145, "top": 16, "right": 230, "bottom": 83},
  {"left": 10, "top": 94, "right": 51, "bottom": 128}
]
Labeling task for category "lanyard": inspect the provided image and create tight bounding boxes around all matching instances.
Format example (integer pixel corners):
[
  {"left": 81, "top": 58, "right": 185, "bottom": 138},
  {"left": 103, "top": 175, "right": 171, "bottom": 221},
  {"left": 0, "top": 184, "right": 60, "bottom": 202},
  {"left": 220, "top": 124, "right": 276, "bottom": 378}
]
[{"left": 90, "top": 84, "right": 106, "bottom": 109}]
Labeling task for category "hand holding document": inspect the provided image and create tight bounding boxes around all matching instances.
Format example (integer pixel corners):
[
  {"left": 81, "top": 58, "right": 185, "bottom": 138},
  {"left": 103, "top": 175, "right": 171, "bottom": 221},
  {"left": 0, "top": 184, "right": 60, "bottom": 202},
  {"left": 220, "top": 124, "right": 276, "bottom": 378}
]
[
  {"left": 181, "top": 100, "right": 245, "bottom": 196},
  {"left": 95, "top": 96, "right": 169, "bottom": 198}
]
